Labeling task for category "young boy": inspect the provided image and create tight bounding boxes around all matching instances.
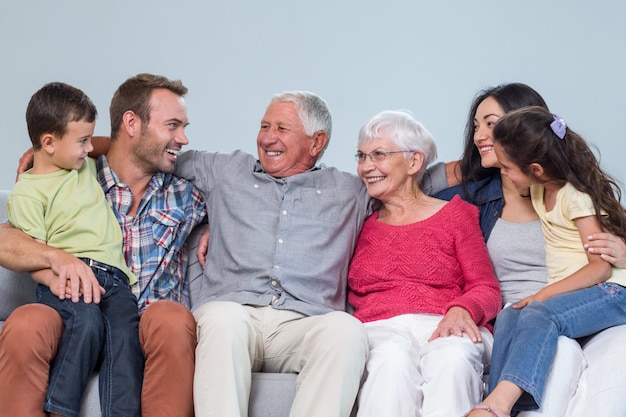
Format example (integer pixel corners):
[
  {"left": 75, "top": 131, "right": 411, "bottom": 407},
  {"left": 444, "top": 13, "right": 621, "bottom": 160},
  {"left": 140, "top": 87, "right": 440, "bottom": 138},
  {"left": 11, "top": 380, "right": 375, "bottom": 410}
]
[{"left": 6, "top": 82, "right": 143, "bottom": 417}]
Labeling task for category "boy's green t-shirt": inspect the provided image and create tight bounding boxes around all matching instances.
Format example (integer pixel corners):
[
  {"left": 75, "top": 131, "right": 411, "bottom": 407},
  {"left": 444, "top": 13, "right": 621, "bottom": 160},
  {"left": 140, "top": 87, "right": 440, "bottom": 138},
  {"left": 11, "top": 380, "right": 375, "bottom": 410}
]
[{"left": 6, "top": 158, "right": 136, "bottom": 284}]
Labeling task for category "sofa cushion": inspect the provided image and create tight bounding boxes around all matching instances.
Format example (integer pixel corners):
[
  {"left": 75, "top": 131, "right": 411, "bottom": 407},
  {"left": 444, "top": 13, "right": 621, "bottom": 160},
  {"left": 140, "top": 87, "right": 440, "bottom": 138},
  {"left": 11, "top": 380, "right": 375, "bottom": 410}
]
[
  {"left": 0, "top": 266, "right": 36, "bottom": 322},
  {"left": 250, "top": 372, "right": 297, "bottom": 417}
]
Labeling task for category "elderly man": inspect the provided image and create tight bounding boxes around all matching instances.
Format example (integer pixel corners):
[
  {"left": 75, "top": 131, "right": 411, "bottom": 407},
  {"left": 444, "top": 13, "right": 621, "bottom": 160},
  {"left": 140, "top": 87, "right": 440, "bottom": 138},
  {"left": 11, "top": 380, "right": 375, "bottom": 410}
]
[{"left": 176, "top": 92, "right": 370, "bottom": 417}]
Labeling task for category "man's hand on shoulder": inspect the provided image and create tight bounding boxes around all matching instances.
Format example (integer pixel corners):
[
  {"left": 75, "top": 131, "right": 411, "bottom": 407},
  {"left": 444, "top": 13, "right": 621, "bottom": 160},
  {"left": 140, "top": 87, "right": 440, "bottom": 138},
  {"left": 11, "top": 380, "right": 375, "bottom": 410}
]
[
  {"left": 16, "top": 147, "right": 34, "bottom": 180},
  {"left": 585, "top": 232, "right": 626, "bottom": 269}
]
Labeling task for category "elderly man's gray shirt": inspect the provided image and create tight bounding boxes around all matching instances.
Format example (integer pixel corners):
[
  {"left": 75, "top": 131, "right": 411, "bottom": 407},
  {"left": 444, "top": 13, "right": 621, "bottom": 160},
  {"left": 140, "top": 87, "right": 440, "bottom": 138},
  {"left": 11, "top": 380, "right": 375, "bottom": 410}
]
[{"left": 175, "top": 150, "right": 447, "bottom": 316}]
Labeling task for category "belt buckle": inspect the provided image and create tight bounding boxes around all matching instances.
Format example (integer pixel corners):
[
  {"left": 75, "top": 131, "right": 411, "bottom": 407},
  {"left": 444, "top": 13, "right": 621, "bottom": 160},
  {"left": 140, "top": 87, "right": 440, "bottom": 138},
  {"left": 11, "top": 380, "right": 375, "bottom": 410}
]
[
  {"left": 87, "top": 259, "right": 107, "bottom": 272},
  {"left": 84, "top": 258, "right": 127, "bottom": 285}
]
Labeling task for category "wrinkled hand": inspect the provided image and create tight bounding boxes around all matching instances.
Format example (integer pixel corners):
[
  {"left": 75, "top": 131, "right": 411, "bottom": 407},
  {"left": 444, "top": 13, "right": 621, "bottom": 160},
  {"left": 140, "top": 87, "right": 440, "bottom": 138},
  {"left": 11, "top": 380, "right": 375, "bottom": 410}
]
[
  {"left": 16, "top": 148, "right": 34, "bottom": 180},
  {"left": 429, "top": 306, "right": 481, "bottom": 343},
  {"left": 196, "top": 226, "right": 210, "bottom": 268},
  {"left": 585, "top": 232, "right": 626, "bottom": 269}
]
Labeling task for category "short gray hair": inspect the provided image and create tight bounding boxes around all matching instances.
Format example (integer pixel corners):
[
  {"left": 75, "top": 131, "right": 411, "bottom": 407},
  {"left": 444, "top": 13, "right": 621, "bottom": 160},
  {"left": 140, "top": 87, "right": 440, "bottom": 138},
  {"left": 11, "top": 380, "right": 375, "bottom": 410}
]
[
  {"left": 358, "top": 110, "right": 437, "bottom": 180},
  {"left": 270, "top": 91, "right": 332, "bottom": 160}
]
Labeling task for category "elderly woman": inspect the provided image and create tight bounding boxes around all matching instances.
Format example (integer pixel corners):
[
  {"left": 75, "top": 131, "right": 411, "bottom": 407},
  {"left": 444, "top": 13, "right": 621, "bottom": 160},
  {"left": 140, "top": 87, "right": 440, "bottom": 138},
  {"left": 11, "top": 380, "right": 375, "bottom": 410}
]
[{"left": 348, "top": 110, "right": 502, "bottom": 417}]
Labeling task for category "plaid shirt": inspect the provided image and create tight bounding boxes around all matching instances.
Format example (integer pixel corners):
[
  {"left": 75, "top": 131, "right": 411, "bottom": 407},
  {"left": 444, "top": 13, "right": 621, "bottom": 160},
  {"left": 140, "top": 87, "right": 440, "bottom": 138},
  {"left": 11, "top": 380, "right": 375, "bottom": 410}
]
[{"left": 97, "top": 156, "right": 206, "bottom": 313}]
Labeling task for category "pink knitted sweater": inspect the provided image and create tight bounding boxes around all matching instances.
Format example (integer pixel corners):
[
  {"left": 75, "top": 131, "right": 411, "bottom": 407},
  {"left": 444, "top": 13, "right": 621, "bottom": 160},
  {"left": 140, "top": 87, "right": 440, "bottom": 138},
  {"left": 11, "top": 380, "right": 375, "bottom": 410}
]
[{"left": 348, "top": 195, "right": 501, "bottom": 325}]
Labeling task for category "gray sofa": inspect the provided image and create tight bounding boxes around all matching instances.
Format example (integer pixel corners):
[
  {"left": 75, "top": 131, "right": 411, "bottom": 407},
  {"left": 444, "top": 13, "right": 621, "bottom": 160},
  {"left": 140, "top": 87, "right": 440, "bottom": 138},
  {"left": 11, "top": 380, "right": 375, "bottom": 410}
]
[{"left": 0, "top": 189, "right": 296, "bottom": 417}]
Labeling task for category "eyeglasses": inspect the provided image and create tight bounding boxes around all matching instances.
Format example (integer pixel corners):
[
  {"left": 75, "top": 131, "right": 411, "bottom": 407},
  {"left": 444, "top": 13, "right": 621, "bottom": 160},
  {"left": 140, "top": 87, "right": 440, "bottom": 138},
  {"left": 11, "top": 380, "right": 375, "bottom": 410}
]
[{"left": 354, "top": 150, "right": 416, "bottom": 163}]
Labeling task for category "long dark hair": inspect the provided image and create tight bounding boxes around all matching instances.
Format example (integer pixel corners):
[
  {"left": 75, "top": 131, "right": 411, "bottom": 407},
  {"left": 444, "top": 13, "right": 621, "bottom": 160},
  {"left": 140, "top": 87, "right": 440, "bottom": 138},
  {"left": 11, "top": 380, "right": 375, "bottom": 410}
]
[
  {"left": 460, "top": 83, "right": 548, "bottom": 189},
  {"left": 493, "top": 106, "right": 626, "bottom": 241}
]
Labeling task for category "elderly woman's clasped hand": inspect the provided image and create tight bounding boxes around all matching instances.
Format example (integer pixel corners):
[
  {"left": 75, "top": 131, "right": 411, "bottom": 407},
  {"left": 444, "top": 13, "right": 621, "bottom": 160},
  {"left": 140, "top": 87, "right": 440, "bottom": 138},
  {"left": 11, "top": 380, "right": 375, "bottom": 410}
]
[{"left": 429, "top": 306, "right": 482, "bottom": 343}]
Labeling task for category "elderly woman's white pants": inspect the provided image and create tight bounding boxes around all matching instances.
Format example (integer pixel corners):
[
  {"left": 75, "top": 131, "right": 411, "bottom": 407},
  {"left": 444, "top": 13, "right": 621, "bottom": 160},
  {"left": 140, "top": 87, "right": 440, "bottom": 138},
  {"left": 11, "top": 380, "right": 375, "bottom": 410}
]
[{"left": 355, "top": 313, "right": 492, "bottom": 417}]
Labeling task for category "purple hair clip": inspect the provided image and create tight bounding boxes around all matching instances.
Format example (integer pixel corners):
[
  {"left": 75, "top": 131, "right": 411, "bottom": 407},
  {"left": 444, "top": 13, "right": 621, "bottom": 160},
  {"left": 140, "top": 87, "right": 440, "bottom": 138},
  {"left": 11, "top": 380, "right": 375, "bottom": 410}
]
[{"left": 550, "top": 114, "right": 567, "bottom": 139}]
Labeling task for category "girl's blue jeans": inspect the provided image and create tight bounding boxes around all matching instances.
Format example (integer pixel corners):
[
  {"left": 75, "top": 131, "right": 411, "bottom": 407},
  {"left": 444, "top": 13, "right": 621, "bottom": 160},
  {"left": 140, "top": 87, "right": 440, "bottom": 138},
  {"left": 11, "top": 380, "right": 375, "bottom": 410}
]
[
  {"left": 36, "top": 265, "right": 143, "bottom": 417},
  {"left": 488, "top": 282, "right": 626, "bottom": 412}
]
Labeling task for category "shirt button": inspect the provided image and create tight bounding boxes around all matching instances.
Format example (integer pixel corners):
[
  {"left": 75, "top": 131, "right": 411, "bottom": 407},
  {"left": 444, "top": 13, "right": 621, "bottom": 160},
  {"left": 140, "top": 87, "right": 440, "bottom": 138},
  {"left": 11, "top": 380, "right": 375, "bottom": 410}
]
[
  {"left": 282, "top": 210, "right": 287, "bottom": 215},
  {"left": 273, "top": 265, "right": 280, "bottom": 269},
  {"left": 271, "top": 280, "right": 278, "bottom": 286},
  {"left": 278, "top": 238, "right": 284, "bottom": 244},
  {"left": 253, "top": 184, "right": 259, "bottom": 189},
  {"left": 316, "top": 190, "right": 321, "bottom": 194}
]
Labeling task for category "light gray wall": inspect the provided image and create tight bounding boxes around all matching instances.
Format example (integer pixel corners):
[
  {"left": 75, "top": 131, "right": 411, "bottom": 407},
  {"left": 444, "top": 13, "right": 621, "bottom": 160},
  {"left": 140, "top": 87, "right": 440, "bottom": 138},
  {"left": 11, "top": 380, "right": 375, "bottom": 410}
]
[{"left": 1, "top": 1, "right": 624, "bottom": 193}]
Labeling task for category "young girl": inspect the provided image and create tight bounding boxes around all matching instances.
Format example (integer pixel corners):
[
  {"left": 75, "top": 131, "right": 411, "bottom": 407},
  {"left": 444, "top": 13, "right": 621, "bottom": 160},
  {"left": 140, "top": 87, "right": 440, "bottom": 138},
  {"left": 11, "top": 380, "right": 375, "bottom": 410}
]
[{"left": 465, "top": 106, "right": 626, "bottom": 417}]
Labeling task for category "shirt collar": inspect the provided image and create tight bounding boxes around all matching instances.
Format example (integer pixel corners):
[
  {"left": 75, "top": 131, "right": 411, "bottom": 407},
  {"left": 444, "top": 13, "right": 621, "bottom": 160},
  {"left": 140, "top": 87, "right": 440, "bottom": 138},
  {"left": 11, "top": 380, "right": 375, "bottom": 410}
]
[
  {"left": 468, "top": 175, "right": 504, "bottom": 203},
  {"left": 252, "top": 159, "right": 322, "bottom": 175},
  {"left": 97, "top": 155, "right": 119, "bottom": 192},
  {"left": 96, "top": 155, "right": 173, "bottom": 194}
]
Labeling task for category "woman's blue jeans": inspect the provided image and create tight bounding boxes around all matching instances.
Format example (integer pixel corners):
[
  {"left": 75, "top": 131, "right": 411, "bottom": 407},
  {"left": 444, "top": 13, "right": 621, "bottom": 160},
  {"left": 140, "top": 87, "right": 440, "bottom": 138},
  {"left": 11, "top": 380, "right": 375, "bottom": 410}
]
[
  {"left": 488, "top": 283, "right": 626, "bottom": 412},
  {"left": 36, "top": 266, "right": 143, "bottom": 417}
]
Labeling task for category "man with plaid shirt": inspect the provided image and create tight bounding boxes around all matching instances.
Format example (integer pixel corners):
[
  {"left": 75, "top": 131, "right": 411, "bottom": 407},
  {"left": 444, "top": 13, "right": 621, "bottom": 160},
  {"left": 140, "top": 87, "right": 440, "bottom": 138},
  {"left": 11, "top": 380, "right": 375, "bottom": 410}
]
[{"left": 0, "top": 73, "right": 206, "bottom": 417}]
